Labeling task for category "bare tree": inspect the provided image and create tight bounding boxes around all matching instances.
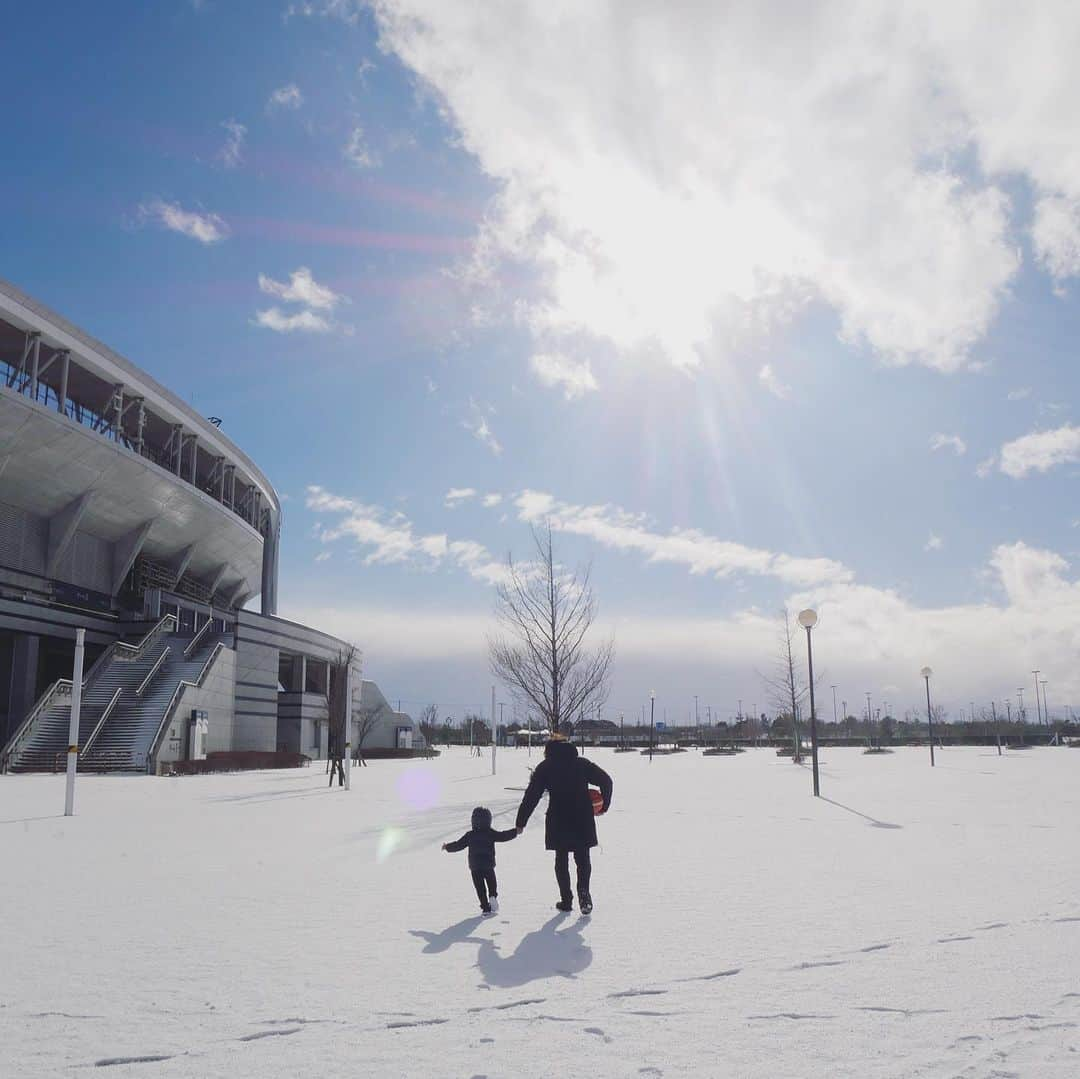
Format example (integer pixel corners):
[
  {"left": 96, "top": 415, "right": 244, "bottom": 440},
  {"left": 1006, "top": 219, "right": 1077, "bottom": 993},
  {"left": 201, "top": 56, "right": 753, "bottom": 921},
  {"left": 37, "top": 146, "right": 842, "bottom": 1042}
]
[
  {"left": 328, "top": 643, "right": 360, "bottom": 771},
  {"left": 489, "top": 522, "right": 613, "bottom": 735},
  {"left": 417, "top": 703, "right": 439, "bottom": 746},
  {"left": 759, "top": 609, "right": 807, "bottom": 762},
  {"left": 352, "top": 705, "right": 383, "bottom": 765}
]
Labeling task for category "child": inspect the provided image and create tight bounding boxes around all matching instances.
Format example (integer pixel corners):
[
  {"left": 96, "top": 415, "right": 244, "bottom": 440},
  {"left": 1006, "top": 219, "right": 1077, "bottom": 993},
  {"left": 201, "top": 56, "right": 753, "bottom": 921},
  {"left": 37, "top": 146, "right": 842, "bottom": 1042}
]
[{"left": 442, "top": 806, "right": 518, "bottom": 915}]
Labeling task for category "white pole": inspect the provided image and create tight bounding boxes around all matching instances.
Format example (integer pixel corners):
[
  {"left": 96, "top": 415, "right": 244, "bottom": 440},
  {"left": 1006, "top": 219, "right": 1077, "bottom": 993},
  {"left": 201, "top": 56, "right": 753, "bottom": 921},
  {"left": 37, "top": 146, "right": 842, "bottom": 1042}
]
[
  {"left": 64, "top": 628, "right": 85, "bottom": 817},
  {"left": 491, "top": 684, "right": 497, "bottom": 775},
  {"left": 343, "top": 661, "right": 352, "bottom": 791}
]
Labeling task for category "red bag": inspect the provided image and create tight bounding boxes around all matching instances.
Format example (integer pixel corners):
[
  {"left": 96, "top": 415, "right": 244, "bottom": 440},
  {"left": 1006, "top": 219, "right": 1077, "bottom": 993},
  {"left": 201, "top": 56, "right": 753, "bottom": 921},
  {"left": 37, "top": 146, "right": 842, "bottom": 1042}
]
[{"left": 589, "top": 788, "right": 605, "bottom": 815}]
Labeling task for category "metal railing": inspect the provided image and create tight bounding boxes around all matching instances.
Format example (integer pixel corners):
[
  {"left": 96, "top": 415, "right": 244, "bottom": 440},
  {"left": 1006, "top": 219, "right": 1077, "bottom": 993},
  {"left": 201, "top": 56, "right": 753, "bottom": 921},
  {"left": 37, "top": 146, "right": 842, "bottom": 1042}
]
[
  {"left": 0, "top": 614, "right": 177, "bottom": 771},
  {"left": 81, "top": 687, "right": 123, "bottom": 756},
  {"left": 135, "top": 646, "right": 171, "bottom": 697},
  {"left": 112, "top": 614, "right": 177, "bottom": 662},
  {"left": 0, "top": 681, "right": 73, "bottom": 771},
  {"left": 184, "top": 619, "right": 213, "bottom": 658},
  {"left": 147, "top": 642, "right": 228, "bottom": 772}
]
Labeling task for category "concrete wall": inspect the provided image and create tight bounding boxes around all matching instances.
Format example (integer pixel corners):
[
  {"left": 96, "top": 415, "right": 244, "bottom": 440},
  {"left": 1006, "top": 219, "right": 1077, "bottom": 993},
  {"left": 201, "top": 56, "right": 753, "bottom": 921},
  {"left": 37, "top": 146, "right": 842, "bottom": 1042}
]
[
  {"left": 154, "top": 646, "right": 237, "bottom": 766},
  {"left": 276, "top": 690, "right": 329, "bottom": 758}
]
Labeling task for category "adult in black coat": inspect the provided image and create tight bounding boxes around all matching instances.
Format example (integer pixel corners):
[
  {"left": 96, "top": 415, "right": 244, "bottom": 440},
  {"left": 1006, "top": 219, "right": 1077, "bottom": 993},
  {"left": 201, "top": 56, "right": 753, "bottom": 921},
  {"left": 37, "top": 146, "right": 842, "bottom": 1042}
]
[{"left": 516, "top": 737, "right": 613, "bottom": 913}]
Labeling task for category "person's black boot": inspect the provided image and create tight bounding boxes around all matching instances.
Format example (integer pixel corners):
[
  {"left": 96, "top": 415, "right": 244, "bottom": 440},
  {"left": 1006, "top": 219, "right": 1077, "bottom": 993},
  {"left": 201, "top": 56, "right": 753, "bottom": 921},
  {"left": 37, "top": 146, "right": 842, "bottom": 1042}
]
[
  {"left": 555, "top": 898, "right": 573, "bottom": 913},
  {"left": 579, "top": 892, "right": 593, "bottom": 915}
]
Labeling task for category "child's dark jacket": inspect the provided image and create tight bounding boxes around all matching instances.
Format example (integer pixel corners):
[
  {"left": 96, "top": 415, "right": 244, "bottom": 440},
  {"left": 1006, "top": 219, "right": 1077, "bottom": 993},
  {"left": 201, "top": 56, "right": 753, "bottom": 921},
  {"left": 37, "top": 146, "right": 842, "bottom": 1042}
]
[{"left": 445, "top": 825, "right": 517, "bottom": 870}]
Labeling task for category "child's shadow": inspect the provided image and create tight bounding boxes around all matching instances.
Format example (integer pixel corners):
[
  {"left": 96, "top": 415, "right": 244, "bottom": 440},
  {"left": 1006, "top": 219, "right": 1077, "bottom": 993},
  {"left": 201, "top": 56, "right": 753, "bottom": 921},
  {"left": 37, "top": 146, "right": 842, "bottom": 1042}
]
[
  {"left": 409, "top": 915, "right": 487, "bottom": 954},
  {"left": 475, "top": 913, "right": 592, "bottom": 988}
]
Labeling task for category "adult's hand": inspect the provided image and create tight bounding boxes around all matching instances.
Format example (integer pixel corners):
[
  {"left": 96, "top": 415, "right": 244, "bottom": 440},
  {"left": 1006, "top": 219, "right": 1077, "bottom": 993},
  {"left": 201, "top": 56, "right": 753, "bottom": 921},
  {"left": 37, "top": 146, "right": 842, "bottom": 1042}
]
[{"left": 516, "top": 825, "right": 524, "bottom": 834}]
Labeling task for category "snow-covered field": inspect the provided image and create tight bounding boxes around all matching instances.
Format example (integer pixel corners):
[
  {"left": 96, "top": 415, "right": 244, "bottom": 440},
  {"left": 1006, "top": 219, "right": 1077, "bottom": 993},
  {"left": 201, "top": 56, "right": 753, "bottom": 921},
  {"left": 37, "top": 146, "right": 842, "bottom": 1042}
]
[{"left": 2, "top": 745, "right": 1078, "bottom": 1078}]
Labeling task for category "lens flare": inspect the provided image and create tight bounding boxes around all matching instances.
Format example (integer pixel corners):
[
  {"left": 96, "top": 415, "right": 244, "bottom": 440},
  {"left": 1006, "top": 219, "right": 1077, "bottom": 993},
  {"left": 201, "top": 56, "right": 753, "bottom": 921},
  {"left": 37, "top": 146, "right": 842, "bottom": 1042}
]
[
  {"left": 376, "top": 826, "right": 405, "bottom": 863},
  {"left": 396, "top": 768, "right": 440, "bottom": 811}
]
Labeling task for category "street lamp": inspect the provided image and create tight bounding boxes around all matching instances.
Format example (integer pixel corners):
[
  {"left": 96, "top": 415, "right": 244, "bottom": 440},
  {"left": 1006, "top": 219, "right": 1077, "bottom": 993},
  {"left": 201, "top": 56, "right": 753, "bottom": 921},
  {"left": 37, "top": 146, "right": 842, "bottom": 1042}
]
[
  {"left": 831, "top": 685, "right": 838, "bottom": 726},
  {"left": 921, "top": 667, "right": 935, "bottom": 767},
  {"left": 797, "top": 609, "right": 821, "bottom": 797},
  {"left": 1041, "top": 680, "right": 1049, "bottom": 730},
  {"left": 649, "top": 691, "right": 656, "bottom": 763},
  {"left": 1031, "top": 670, "right": 1042, "bottom": 726}
]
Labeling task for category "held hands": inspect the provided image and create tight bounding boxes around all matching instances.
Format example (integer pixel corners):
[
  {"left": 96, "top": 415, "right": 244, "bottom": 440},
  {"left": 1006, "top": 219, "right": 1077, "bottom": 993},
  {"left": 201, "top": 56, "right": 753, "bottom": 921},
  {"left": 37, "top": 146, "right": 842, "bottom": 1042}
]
[
  {"left": 515, "top": 826, "right": 524, "bottom": 834},
  {"left": 441, "top": 843, "right": 450, "bottom": 851}
]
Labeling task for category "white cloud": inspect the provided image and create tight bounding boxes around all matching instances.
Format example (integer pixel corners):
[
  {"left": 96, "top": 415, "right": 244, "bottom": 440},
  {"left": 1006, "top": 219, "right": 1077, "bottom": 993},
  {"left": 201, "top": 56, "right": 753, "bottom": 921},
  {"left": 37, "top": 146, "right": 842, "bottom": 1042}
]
[
  {"left": 344, "top": 126, "right": 379, "bottom": 169},
  {"left": 999, "top": 424, "right": 1080, "bottom": 478},
  {"left": 513, "top": 490, "right": 852, "bottom": 588},
  {"left": 315, "top": 551, "right": 332, "bottom": 563},
  {"left": 444, "top": 487, "right": 477, "bottom": 507},
  {"left": 137, "top": 200, "right": 228, "bottom": 244},
  {"left": 284, "top": 539, "right": 1080, "bottom": 711},
  {"left": 371, "top": 2, "right": 1080, "bottom": 374},
  {"left": 975, "top": 455, "right": 997, "bottom": 479},
  {"left": 924, "top": 533, "right": 943, "bottom": 551},
  {"left": 758, "top": 363, "right": 791, "bottom": 400},
  {"left": 462, "top": 408, "right": 502, "bottom": 456},
  {"left": 306, "top": 486, "right": 506, "bottom": 584},
  {"left": 258, "top": 267, "right": 344, "bottom": 310},
  {"left": 481, "top": 493, "right": 502, "bottom": 508},
  {"left": 253, "top": 307, "right": 333, "bottom": 333},
  {"left": 286, "top": 0, "right": 362, "bottom": 22},
  {"left": 218, "top": 119, "right": 246, "bottom": 168},
  {"left": 268, "top": 83, "right": 304, "bottom": 110},
  {"left": 424, "top": 376, "right": 438, "bottom": 394},
  {"left": 929, "top": 433, "right": 967, "bottom": 456},
  {"left": 1007, "top": 387, "right": 1032, "bottom": 401},
  {"left": 529, "top": 353, "right": 598, "bottom": 400},
  {"left": 1032, "top": 195, "right": 1080, "bottom": 280}
]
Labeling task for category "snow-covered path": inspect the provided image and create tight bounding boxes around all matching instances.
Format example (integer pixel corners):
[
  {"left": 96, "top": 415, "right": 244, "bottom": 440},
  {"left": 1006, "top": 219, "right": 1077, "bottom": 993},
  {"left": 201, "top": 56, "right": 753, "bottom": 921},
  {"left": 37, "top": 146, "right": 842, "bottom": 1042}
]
[{"left": 2, "top": 746, "right": 1078, "bottom": 1077}]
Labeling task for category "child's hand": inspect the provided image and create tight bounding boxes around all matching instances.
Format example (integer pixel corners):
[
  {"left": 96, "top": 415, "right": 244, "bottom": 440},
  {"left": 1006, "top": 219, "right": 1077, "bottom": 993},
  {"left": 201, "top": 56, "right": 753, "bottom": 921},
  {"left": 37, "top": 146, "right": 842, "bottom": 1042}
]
[{"left": 441, "top": 843, "right": 449, "bottom": 851}]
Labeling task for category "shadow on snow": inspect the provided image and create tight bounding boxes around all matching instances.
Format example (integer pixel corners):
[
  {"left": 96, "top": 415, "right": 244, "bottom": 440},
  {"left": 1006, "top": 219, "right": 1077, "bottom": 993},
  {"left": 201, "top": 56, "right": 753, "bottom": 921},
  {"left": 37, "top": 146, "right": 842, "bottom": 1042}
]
[{"left": 411, "top": 912, "right": 593, "bottom": 987}]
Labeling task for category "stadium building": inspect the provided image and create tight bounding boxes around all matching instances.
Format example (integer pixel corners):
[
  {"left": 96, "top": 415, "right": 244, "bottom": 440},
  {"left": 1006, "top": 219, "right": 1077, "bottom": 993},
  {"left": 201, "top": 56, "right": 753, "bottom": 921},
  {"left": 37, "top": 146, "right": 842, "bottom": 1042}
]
[{"left": 0, "top": 278, "right": 419, "bottom": 773}]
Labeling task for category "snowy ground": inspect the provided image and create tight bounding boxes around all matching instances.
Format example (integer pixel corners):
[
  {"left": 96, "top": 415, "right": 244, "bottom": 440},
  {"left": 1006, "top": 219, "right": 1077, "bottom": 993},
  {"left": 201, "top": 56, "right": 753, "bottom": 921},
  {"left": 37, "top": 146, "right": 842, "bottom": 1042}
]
[{"left": 2, "top": 746, "right": 1078, "bottom": 1078}]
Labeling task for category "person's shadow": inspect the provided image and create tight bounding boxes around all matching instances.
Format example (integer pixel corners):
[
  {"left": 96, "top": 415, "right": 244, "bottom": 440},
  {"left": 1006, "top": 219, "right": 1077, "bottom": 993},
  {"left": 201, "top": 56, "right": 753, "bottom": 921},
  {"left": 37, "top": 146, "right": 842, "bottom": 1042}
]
[
  {"left": 475, "top": 913, "right": 592, "bottom": 988},
  {"left": 409, "top": 915, "right": 487, "bottom": 954}
]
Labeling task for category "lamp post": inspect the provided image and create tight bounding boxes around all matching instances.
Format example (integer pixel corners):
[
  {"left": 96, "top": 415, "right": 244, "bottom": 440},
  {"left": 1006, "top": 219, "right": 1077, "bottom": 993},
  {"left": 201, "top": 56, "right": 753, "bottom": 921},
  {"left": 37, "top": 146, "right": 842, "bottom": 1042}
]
[
  {"left": 1017, "top": 687, "right": 1025, "bottom": 723},
  {"left": 649, "top": 691, "right": 656, "bottom": 763},
  {"left": 797, "top": 609, "right": 820, "bottom": 797},
  {"left": 1031, "top": 670, "right": 1042, "bottom": 726},
  {"left": 1040, "top": 680, "right": 1049, "bottom": 731},
  {"left": 831, "top": 685, "right": 838, "bottom": 726},
  {"left": 921, "top": 667, "right": 935, "bottom": 767},
  {"left": 865, "top": 692, "right": 872, "bottom": 747}
]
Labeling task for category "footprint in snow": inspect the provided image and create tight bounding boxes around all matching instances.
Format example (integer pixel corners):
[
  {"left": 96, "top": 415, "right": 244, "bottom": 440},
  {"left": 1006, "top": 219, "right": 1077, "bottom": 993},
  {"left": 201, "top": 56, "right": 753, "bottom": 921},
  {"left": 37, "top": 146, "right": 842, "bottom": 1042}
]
[
  {"left": 792, "top": 959, "right": 846, "bottom": 970},
  {"left": 584, "top": 1026, "right": 613, "bottom": 1043},
  {"left": 860, "top": 943, "right": 892, "bottom": 953},
  {"left": 239, "top": 1028, "right": 302, "bottom": 1041},
  {"left": 937, "top": 935, "right": 974, "bottom": 943},
  {"left": 386, "top": 1018, "right": 449, "bottom": 1030},
  {"left": 748, "top": 1012, "right": 835, "bottom": 1021},
  {"left": 95, "top": 1055, "right": 174, "bottom": 1067},
  {"left": 608, "top": 989, "right": 668, "bottom": 999}
]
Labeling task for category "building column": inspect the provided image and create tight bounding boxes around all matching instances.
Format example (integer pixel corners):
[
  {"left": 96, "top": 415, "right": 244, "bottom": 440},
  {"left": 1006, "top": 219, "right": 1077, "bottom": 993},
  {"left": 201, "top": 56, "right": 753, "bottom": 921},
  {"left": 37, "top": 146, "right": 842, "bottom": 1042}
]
[
  {"left": 260, "top": 509, "right": 280, "bottom": 617},
  {"left": 8, "top": 634, "right": 41, "bottom": 736}
]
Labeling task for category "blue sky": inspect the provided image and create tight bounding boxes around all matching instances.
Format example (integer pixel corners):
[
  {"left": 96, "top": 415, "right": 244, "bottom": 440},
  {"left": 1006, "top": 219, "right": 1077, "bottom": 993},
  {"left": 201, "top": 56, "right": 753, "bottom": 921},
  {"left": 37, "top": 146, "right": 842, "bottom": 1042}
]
[{"left": 6, "top": 2, "right": 1080, "bottom": 725}]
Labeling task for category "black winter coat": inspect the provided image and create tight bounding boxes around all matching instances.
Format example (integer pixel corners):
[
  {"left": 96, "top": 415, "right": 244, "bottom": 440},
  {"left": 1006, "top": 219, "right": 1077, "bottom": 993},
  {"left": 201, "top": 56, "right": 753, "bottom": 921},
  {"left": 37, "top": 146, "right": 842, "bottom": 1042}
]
[
  {"left": 444, "top": 826, "right": 517, "bottom": 870},
  {"left": 516, "top": 740, "right": 613, "bottom": 851}
]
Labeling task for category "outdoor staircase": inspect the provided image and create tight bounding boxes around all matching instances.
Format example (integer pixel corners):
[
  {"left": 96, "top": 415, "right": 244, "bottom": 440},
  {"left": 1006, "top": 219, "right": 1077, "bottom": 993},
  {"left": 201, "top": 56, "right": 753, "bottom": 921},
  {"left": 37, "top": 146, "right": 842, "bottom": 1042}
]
[
  {"left": 1, "top": 617, "right": 232, "bottom": 774},
  {"left": 81, "top": 630, "right": 230, "bottom": 772}
]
